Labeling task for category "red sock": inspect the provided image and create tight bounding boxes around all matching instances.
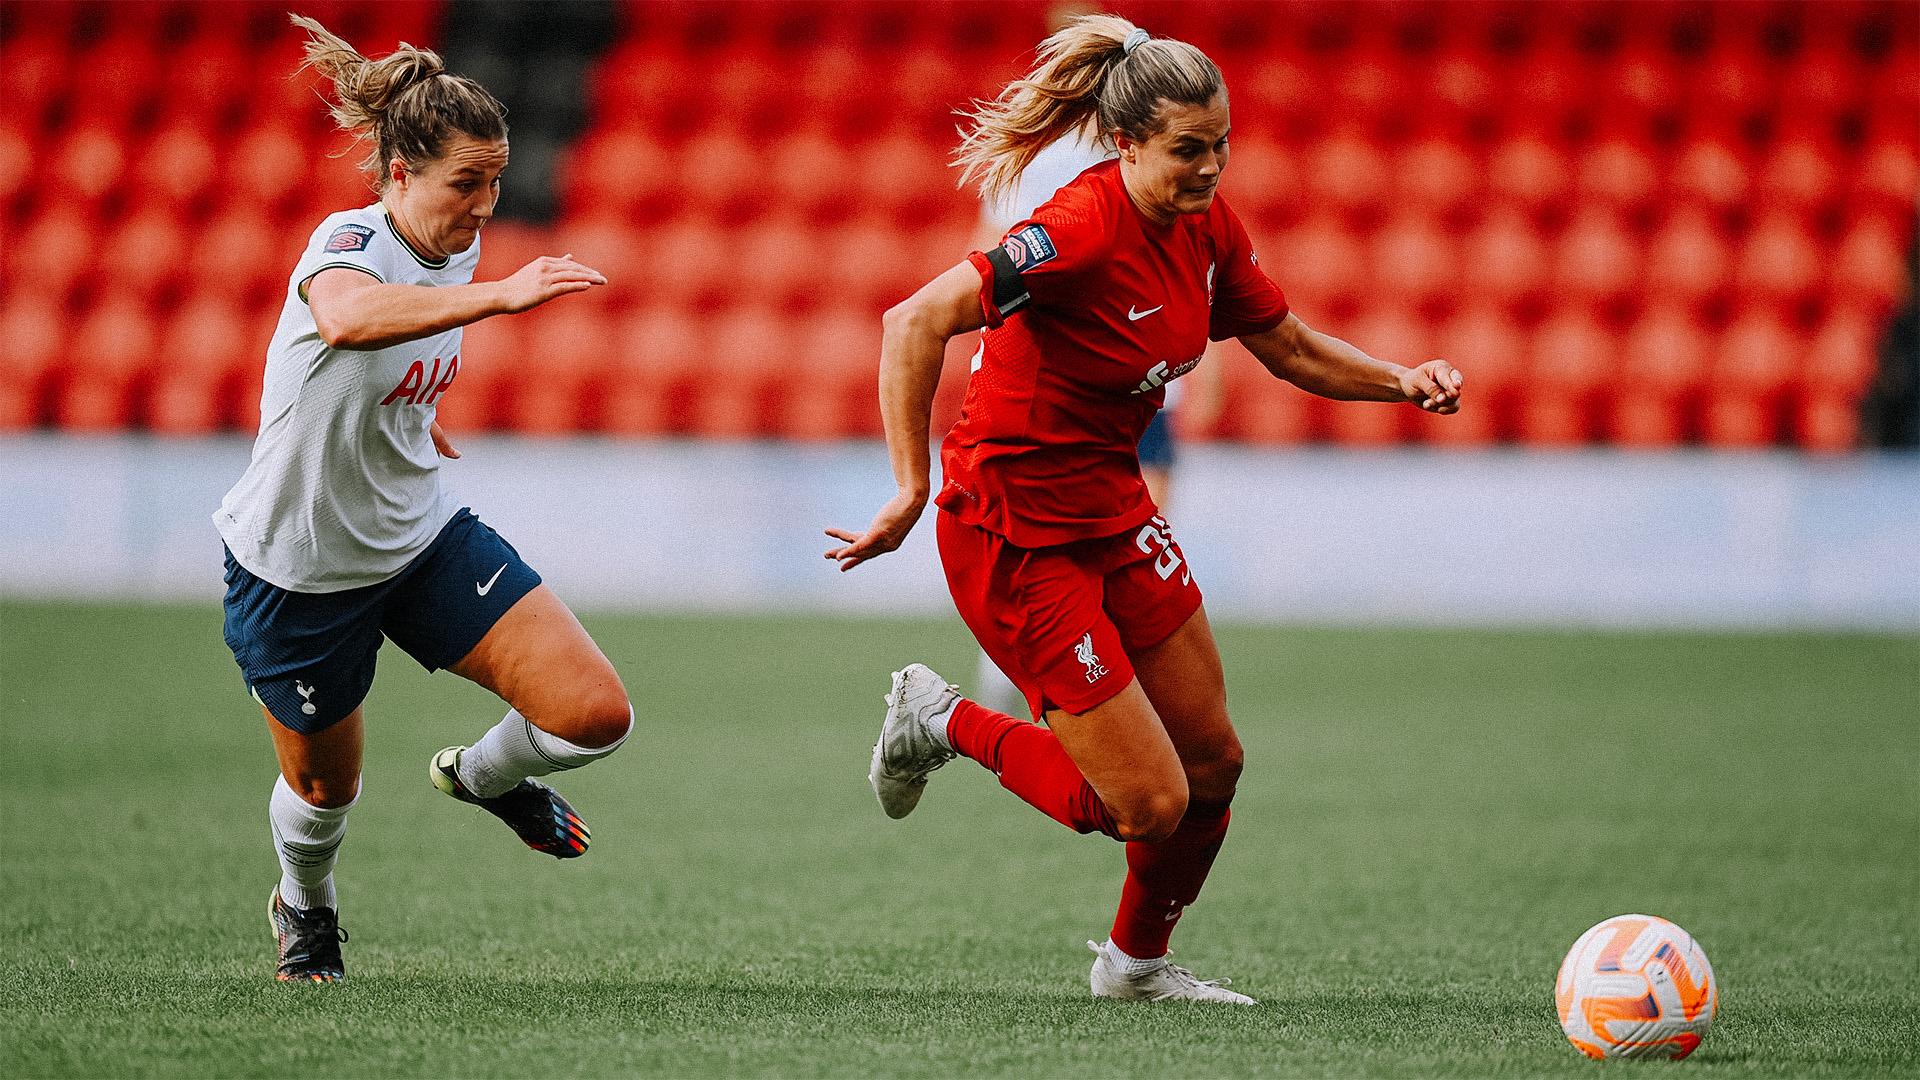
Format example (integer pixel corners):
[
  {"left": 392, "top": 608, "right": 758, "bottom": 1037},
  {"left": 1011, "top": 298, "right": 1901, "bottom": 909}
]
[
  {"left": 945, "top": 699, "right": 1122, "bottom": 840},
  {"left": 1109, "top": 798, "right": 1232, "bottom": 959}
]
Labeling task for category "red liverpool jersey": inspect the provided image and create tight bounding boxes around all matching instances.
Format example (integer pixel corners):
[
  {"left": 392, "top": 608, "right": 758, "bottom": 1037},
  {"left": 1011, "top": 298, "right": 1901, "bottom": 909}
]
[{"left": 936, "top": 160, "right": 1289, "bottom": 548}]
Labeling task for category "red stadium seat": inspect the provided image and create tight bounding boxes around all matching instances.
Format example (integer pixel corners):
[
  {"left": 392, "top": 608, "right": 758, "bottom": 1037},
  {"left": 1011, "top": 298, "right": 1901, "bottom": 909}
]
[
  {"left": 1302, "top": 128, "right": 1390, "bottom": 220},
  {"left": 1552, "top": 208, "right": 1640, "bottom": 310},
  {"left": 693, "top": 303, "right": 794, "bottom": 437},
  {"left": 851, "top": 129, "right": 962, "bottom": 227},
  {"left": 1486, "top": 134, "right": 1573, "bottom": 215},
  {"left": 1831, "top": 215, "right": 1913, "bottom": 315},
  {"left": 131, "top": 121, "right": 221, "bottom": 216},
  {"left": 1735, "top": 214, "right": 1823, "bottom": 309},
  {"left": 1392, "top": 136, "right": 1481, "bottom": 221},
  {"left": 603, "top": 305, "right": 705, "bottom": 436},
  {"left": 1458, "top": 210, "right": 1549, "bottom": 311},
  {"left": 0, "top": 123, "right": 34, "bottom": 208},
  {"left": 0, "top": 298, "right": 64, "bottom": 429},
  {"left": 764, "top": 126, "right": 857, "bottom": 223},
  {"left": 675, "top": 128, "right": 767, "bottom": 221},
  {"left": 198, "top": 207, "right": 296, "bottom": 304},
  {"left": 1575, "top": 137, "right": 1660, "bottom": 214},
  {"left": 734, "top": 214, "right": 822, "bottom": 312},
  {"left": 1517, "top": 312, "right": 1614, "bottom": 446},
  {"left": 150, "top": 294, "right": 254, "bottom": 435},
  {"left": 549, "top": 215, "right": 651, "bottom": 308},
  {"left": 783, "top": 304, "right": 881, "bottom": 440},
  {"left": 1420, "top": 48, "right": 1497, "bottom": 139},
  {"left": 1227, "top": 363, "right": 1317, "bottom": 446},
  {"left": 438, "top": 314, "right": 525, "bottom": 434},
  {"left": 1367, "top": 214, "right": 1455, "bottom": 310},
  {"left": 231, "top": 123, "right": 312, "bottom": 217},
  {"left": 1670, "top": 137, "right": 1751, "bottom": 212},
  {"left": 506, "top": 305, "right": 617, "bottom": 435},
  {"left": 557, "top": 128, "right": 677, "bottom": 224},
  {"left": 1794, "top": 303, "right": 1881, "bottom": 454},
  {"left": 1847, "top": 139, "right": 1920, "bottom": 224},
  {"left": 98, "top": 210, "right": 193, "bottom": 305},
  {"left": 58, "top": 300, "right": 160, "bottom": 432},
  {"left": 7, "top": 209, "right": 96, "bottom": 307},
  {"left": 643, "top": 215, "right": 736, "bottom": 311},
  {"left": 159, "top": 33, "right": 257, "bottom": 132},
  {"left": 47, "top": 124, "right": 130, "bottom": 210},
  {"left": 68, "top": 33, "right": 163, "bottom": 131},
  {"left": 1610, "top": 305, "right": 1713, "bottom": 446},
  {"left": 0, "top": 31, "right": 69, "bottom": 130},
  {"left": 1702, "top": 311, "right": 1802, "bottom": 448},
  {"left": 1644, "top": 210, "right": 1733, "bottom": 311},
  {"left": 1275, "top": 214, "right": 1366, "bottom": 316},
  {"left": 833, "top": 214, "right": 923, "bottom": 311},
  {"left": 1755, "top": 137, "right": 1843, "bottom": 215}
]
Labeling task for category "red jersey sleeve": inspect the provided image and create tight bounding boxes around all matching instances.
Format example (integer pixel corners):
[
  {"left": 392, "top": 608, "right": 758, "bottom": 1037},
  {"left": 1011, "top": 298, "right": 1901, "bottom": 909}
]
[
  {"left": 967, "top": 198, "right": 1114, "bottom": 329},
  {"left": 1208, "top": 199, "right": 1289, "bottom": 341}
]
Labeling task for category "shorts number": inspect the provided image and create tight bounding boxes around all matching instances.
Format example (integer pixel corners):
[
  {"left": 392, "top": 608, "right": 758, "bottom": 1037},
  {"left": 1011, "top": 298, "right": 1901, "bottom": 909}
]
[{"left": 1135, "top": 517, "right": 1191, "bottom": 585}]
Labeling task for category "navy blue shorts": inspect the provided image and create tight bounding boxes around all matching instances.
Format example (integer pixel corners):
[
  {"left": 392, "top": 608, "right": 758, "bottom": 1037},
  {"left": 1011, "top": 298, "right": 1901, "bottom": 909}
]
[
  {"left": 1137, "top": 409, "right": 1176, "bottom": 470},
  {"left": 221, "top": 507, "right": 542, "bottom": 734}
]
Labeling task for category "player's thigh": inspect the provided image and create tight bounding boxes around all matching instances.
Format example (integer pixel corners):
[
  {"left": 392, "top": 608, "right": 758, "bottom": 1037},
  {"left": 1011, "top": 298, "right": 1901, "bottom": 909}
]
[
  {"left": 1044, "top": 679, "right": 1188, "bottom": 833},
  {"left": 446, "top": 584, "right": 629, "bottom": 746},
  {"left": 1129, "top": 604, "right": 1242, "bottom": 804},
  {"left": 266, "top": 705, "right": 365, "bottom": 808}
]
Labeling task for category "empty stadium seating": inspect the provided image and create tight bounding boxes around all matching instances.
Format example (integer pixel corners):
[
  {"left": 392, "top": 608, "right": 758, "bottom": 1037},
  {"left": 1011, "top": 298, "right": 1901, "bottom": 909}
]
[{"left": 0, "top": 0, "right": 1913, "bottom": 448}]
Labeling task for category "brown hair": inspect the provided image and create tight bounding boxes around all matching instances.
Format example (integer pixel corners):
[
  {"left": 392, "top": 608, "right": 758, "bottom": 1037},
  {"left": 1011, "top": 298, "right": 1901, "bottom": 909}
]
[
  {"left": 953, "top": 13, "right": 1224, "bottom": 203},
  {"left": 289, "top": 13, "right": 507, "bottom": 190}
]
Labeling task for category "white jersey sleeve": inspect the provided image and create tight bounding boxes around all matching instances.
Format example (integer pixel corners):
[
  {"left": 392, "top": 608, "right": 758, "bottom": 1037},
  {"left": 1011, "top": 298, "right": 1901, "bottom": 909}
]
[{"left": 214, "top": 204, "right": 482, "bottom": 592}]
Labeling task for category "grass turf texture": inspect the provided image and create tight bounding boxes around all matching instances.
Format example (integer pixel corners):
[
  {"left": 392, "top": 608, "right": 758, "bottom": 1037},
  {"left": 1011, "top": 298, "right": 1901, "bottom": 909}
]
[{"left": 1, "top": 601, "right": 1915, "bottom": 1079}]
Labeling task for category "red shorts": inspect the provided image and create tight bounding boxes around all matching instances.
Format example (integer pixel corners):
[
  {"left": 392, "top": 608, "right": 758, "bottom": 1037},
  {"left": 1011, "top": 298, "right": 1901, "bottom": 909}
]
[{"left": 937, "top": 509, "right": 1203, "bottom": 718}]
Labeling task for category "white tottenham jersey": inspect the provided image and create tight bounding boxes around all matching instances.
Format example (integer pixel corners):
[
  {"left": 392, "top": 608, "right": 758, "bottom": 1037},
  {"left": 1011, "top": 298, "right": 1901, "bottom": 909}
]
[{"left": 215, "top": 204, "right": 480, "bottom": 592}]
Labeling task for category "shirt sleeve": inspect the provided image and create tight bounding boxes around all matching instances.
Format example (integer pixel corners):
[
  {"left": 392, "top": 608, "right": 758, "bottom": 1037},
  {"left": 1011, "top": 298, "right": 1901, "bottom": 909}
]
[
  {"left": 1208, "top": 199, "right": 1289, "bottom": 341},
  {"left": 967, "top": 201, "right": 1111, "bottom": 329},
  {"left": 293, "top": 217, "right": 388, "bottom": 304}
]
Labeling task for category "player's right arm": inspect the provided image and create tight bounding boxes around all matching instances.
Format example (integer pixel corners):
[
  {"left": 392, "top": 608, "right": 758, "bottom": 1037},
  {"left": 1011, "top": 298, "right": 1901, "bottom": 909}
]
[
  {"left": 824, "top": 260, "right": 986, "bottom": 571},
  {"left": 305, "top": 255, "right": 606, "bottom": 352}
]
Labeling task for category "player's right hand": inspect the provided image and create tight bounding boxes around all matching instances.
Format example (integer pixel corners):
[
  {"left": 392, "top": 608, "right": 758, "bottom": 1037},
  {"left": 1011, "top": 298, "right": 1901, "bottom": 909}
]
[
  {"left": 824, "top": 491, "right": 926, "bottom": 572},
  {"left": 497, "top": 254, "right": 606, "bottom": 313}
]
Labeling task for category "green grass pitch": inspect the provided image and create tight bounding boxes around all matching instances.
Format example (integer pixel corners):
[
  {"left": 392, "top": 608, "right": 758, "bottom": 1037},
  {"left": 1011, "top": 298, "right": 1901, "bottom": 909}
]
[{"left": 2, "top": 600, "right": 1916, "bottom": 1078}]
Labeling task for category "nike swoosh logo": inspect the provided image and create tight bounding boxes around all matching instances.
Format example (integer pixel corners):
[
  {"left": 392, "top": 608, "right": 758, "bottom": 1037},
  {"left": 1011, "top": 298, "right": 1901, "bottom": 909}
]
[
  {"left": 1127, "top": 304, "right": 1164, "bottom": 321},
  {"left": 476, "top": 564, "right": 507, "bottom": 596}
]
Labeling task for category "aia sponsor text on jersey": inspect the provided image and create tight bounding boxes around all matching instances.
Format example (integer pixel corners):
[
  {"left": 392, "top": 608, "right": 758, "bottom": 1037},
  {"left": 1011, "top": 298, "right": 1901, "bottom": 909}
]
[{"left": 381, "top": 355, "right": 459, "bottom": 407}]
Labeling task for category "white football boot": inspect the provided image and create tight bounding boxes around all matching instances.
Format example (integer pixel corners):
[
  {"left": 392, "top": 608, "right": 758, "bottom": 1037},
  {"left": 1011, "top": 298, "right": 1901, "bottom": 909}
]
[
  {"left": 868, "top": 664, "right": 961, "bottom": 819},
  {"left": 1087, "top": 940, "right": 1258, "bottom": 1005}
]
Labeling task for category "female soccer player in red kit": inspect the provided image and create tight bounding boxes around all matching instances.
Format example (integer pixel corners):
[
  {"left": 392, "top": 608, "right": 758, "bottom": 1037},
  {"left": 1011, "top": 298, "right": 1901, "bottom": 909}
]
[{"left": 827, "top": 15, "right": 1464, "bottom": 1003}]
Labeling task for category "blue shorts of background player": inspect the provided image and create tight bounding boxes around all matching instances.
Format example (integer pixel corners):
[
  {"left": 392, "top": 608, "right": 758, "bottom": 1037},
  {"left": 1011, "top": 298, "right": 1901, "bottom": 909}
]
[
  {"left": 1137, "top": 409, "right": 1175, "bottom": 472},
  {"left": 222, "top": 507, "right": 541, "bottom": 734}
]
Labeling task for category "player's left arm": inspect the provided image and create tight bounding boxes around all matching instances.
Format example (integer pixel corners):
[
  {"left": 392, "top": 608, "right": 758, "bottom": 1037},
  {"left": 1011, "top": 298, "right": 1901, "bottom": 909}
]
[{"left": 1240, "top": 313, "right": 1464, "bottom": 414}]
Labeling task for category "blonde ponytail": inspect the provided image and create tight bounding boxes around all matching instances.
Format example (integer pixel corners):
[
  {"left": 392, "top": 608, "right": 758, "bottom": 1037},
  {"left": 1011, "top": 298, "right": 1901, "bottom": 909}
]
[
  {"left": 288, "top": 13, "right": 506, "bottom": 190},
  {"left": 953, "top": 13, "right": 1223, "bottom": 204}
]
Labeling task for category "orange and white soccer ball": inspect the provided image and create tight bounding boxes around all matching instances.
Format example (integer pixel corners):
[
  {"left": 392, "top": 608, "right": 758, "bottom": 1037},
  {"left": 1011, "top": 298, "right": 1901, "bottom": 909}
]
[{"left": 1555, "top": 914, "right": 1717, "bottom": 1060}]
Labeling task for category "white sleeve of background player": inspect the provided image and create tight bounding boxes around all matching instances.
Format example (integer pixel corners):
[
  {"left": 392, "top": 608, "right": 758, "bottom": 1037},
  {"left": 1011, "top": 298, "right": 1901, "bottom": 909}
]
[
  {"left": 979, "top": 129, "right": 1117, "bottom": 233},
  {"left": 291, "top": 209, "right": 395, "bottom": 304}
]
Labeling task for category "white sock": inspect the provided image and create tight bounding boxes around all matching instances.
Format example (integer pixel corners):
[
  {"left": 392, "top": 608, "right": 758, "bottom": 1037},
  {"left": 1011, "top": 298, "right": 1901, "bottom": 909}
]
[
  {"left": 457, "top": 707, "right": 630, "bottom": 798},
  {"left": 1106, "top": 939, "right": 1168, "bottom": 974},
  {"left": 270, "top": 774, "right": 354, "bottom": 912},
  {"left": 927, "top": 699, "right": 960, "bottom": 753}
]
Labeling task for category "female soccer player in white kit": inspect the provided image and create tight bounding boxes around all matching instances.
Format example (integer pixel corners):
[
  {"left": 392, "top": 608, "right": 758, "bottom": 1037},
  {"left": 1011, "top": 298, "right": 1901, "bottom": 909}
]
[{"left": 216, "top": 16, "right": 632, "bottom": 982}]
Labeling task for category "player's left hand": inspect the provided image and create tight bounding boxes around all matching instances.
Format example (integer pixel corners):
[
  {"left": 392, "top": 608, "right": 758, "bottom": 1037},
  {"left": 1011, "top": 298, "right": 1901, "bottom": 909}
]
[
  {"left": 1400, "top": 360, "right": 1464, "bottom": 414},
  {"left": 823, "top": 490, "right": 926, "bottom": 572},
  {"left": 430, "top": 421, "right": 461, "bottom": 459}
]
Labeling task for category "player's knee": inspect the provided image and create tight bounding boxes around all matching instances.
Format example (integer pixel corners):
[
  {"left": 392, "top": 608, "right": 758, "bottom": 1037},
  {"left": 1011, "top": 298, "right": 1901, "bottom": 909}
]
[
  {"left": 1186, "top": 739, "right": 1244, "bottom": 804},
  {"left": 1116, "top": 787, "right": 1189, "bottom": 843},
  {"left": 570, "top": 691, "right": 633, "bottom": 750},
  {"left": 288, "top": 773, "right": 359, "bottom": 809}
]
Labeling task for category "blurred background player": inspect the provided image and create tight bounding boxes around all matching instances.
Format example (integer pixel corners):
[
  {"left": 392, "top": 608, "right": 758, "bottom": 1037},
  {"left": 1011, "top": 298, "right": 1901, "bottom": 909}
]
[
  {"left": 217, "top": 15, "right": 632, "bottom": 982},
  {"left": 827, "top": 15, "right": 1464, "bottom": 1003}
]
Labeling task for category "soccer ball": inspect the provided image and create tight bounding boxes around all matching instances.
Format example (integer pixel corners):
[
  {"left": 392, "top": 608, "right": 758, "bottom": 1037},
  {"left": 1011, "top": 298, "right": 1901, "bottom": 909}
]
[{"left": 1555, "top": 914, "right": 1717, "bottom": 1060}]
